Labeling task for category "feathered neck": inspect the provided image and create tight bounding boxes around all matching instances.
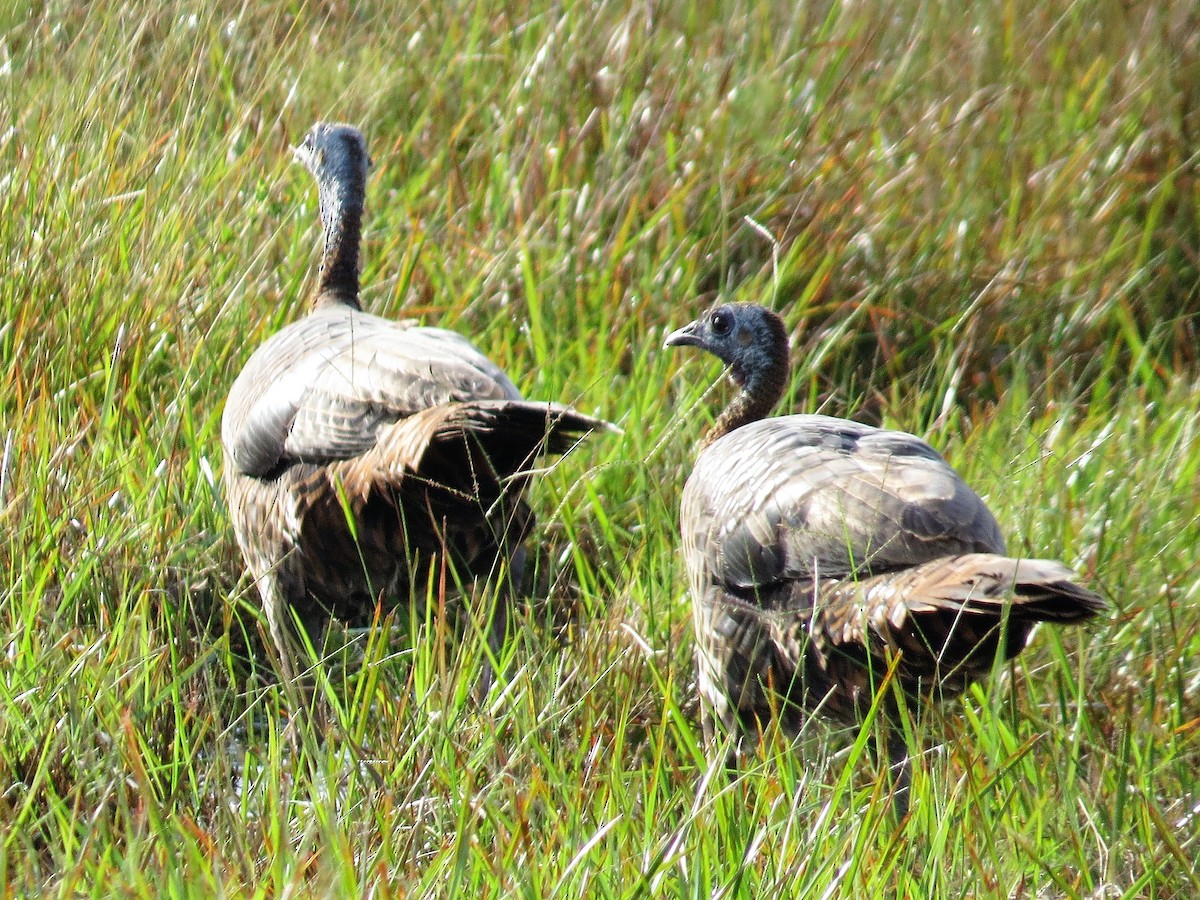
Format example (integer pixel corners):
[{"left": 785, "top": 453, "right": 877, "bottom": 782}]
[
  {"left": 312, "top": 159, "right": 365, "bottom": 309},
  {"left": 703, "top": 322, "right": 789, "bottom": 449}
]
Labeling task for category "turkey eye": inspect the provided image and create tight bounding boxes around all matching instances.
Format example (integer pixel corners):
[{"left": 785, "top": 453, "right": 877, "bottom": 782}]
[{"left": 710, "top": 311, "right": 732, "bottom": 335}]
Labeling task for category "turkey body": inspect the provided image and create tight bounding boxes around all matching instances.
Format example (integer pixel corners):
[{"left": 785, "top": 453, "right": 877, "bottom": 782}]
[
  {"left": 682, "top": 413, "right": 1100, "bottom": 740},
  {"left": 222, "top": 123, "right": 608, "bottom": 681},
  {"left": 667, "top": 303, "right": 1105, "bottom": 780}
]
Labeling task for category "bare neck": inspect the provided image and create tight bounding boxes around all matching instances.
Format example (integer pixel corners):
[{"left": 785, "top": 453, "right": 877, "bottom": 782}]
[{"left": 312, "top": 170, "right": 364, "bottom": 309}]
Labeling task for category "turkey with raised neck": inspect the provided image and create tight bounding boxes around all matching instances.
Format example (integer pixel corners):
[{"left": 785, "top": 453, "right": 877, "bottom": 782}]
[
  {"left": 222, "top": 122, "right": 612, "bottom": 693},
  {"left": 666, "top": 302, "right": 1105, "bottom": 814}
]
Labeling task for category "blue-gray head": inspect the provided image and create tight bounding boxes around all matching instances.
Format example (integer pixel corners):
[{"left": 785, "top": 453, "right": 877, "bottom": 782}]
[
  {"left": 293, "top": 122, "right": 369, "bottom": 182},
  {"left": 665, "top": 302, "right": 791, "bottom": 441},
  {"left": 293, "top": 122, "right": 370, "bottom": 226},
  {"left": 665, "top": 303, "right": 789, "bottom": 390}
]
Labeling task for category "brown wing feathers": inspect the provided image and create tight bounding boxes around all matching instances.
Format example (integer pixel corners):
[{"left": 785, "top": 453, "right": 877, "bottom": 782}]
[{"left": 812, "top": 554, "right": 1106, "bottom": 696}]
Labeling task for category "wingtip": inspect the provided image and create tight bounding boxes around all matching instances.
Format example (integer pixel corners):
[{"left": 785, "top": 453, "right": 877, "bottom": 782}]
[
  {"left": 568, "top": 414, "right": 622, "bottom": 439},
  {"left": 547, "top": 404, "right": 620, "bottom": 437}
]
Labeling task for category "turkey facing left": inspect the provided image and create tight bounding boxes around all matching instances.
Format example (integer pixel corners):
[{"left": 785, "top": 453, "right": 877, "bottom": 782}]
[{"left": 665, "top": 302, "right": 1106, "bottom": 811}]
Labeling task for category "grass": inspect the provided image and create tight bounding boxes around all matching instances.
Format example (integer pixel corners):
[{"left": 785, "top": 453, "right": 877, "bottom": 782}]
[{"left": 1, "top": 0, "right": 1198, "bottom": 894}]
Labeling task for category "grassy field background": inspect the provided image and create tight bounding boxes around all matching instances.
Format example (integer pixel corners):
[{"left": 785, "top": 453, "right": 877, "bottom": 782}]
[{"left": 1, "top": 0, "right": 1198, "bottom": 895}]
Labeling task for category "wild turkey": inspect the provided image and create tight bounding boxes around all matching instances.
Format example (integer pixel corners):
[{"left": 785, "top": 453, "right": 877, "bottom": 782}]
[
  {"left": 665, "top": 302, "right": 1105, "bottom": 807},
  {"left": 222, "top": 122, "right": 611, "bottom": 688}
]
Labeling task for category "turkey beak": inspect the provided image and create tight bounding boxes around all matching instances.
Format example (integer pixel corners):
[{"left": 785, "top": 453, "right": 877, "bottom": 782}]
[
  {"left": 664, "top": 320, "right": 702, "bottom": 350},
  {"left": 292, "top": 132, "right": 317, "bottom": 168}
]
